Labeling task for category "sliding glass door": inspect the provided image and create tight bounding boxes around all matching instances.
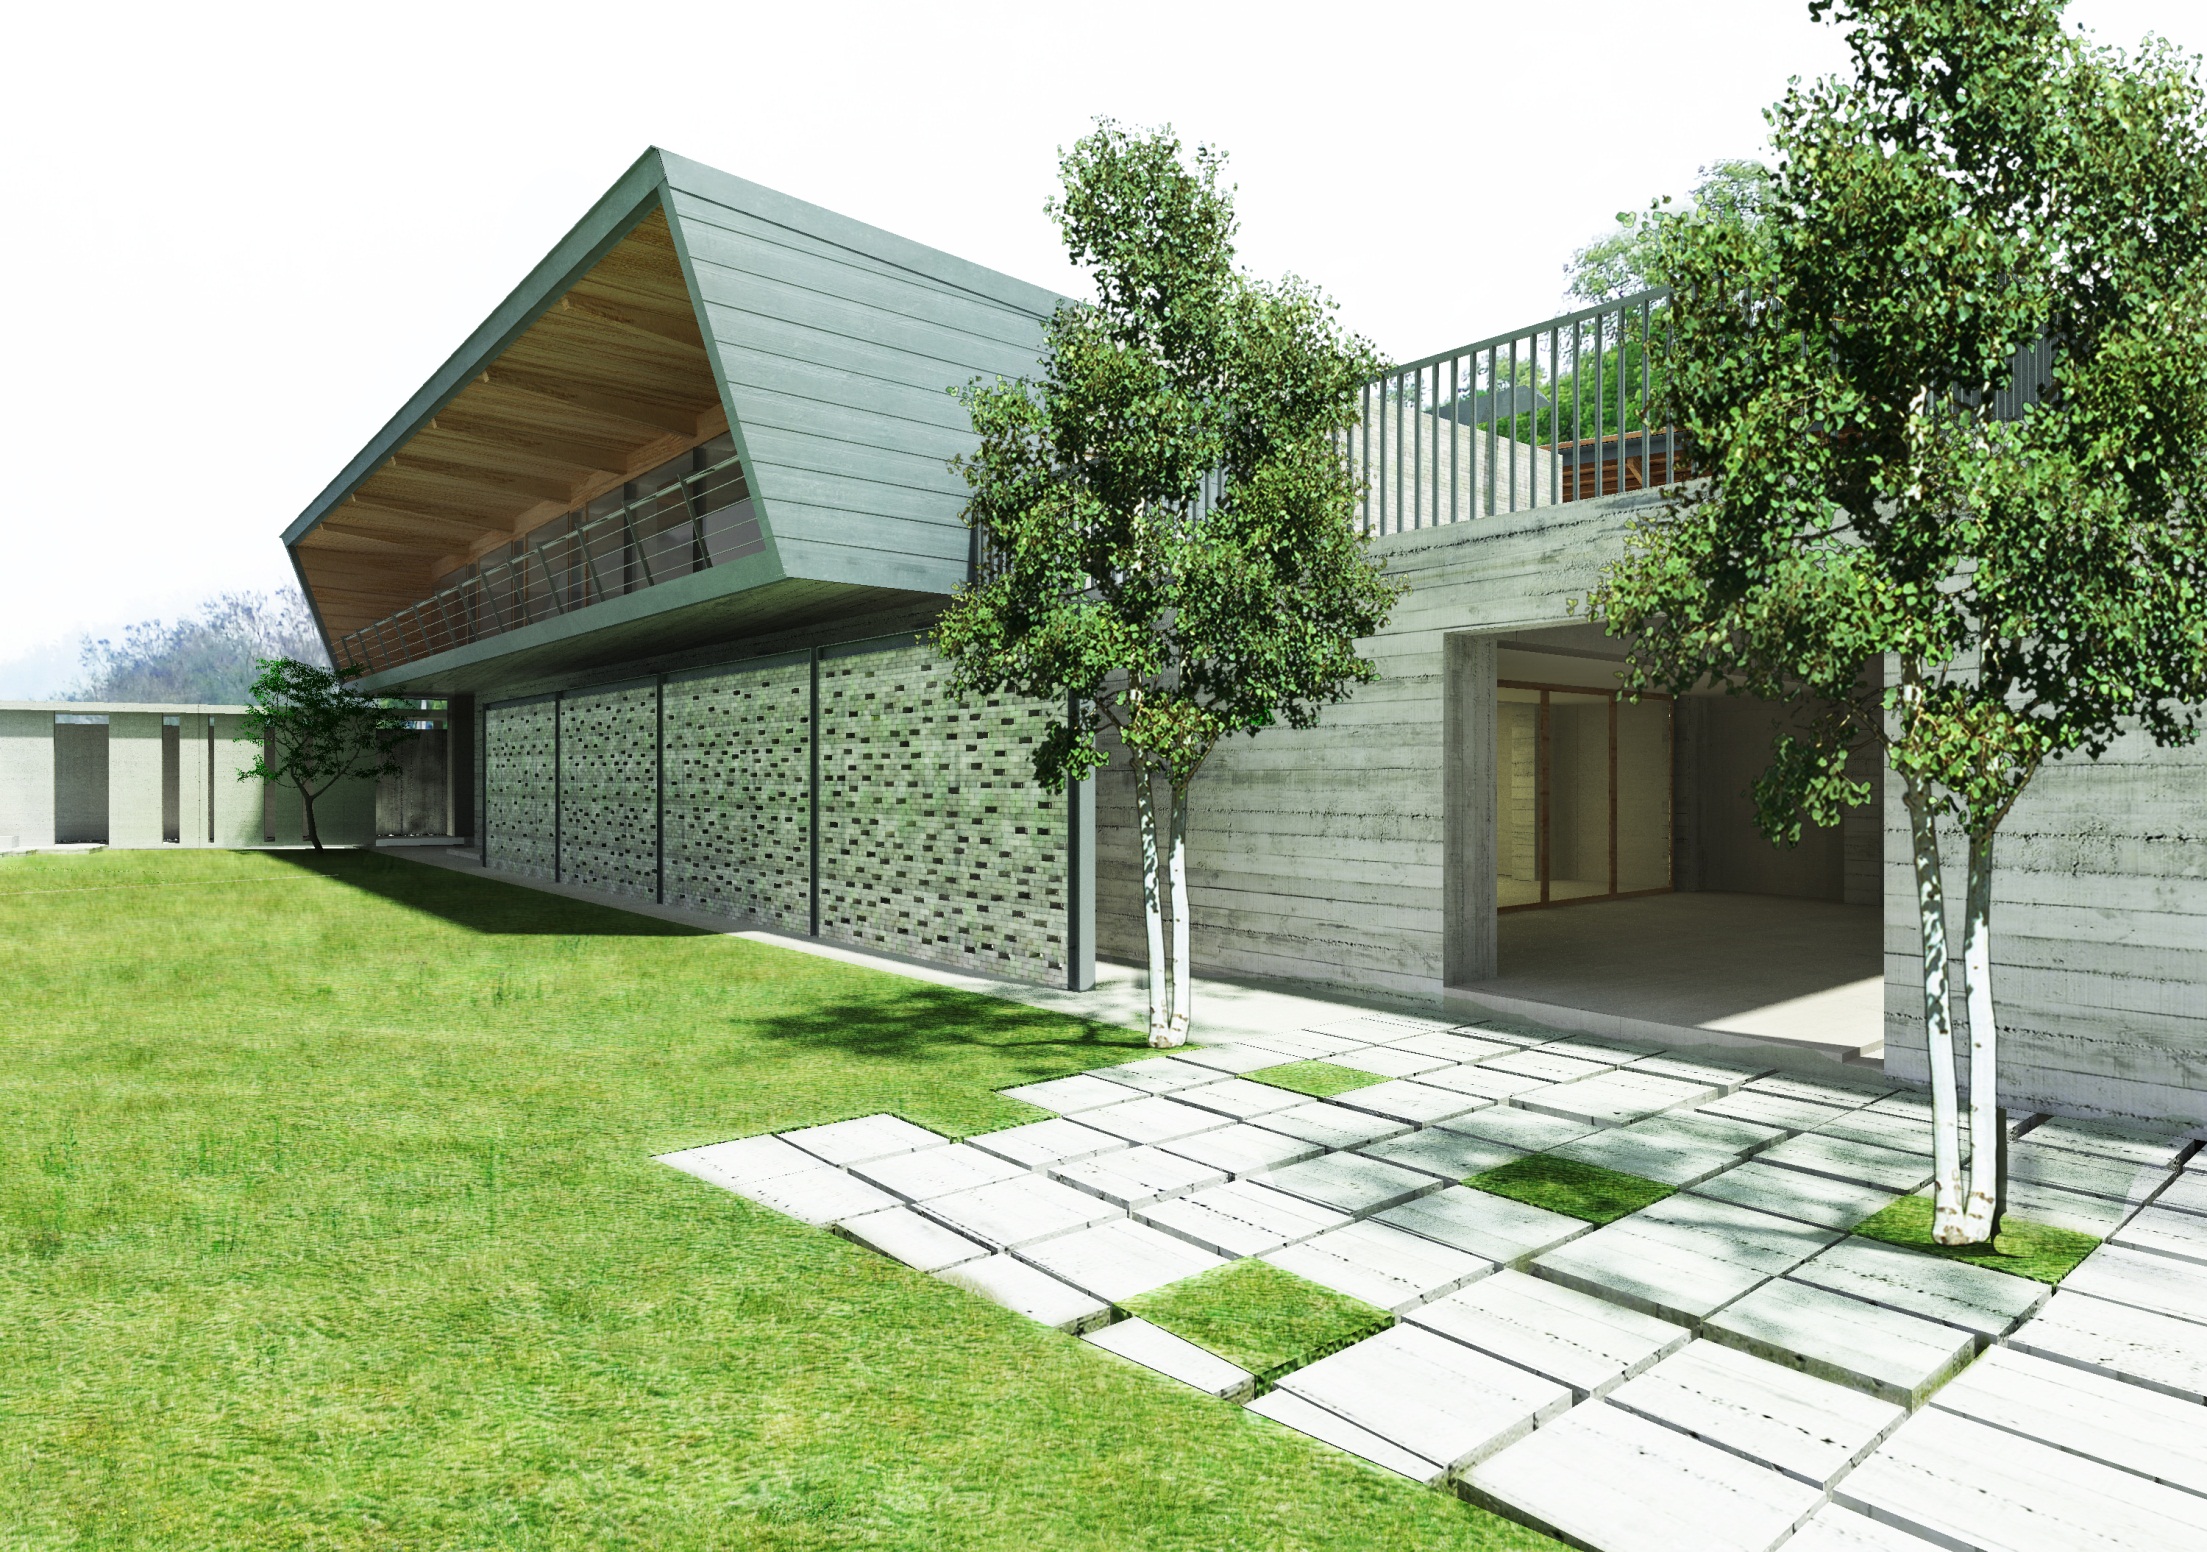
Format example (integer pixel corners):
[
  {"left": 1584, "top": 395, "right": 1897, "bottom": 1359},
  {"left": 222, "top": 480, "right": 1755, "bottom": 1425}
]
[{"left": 1496, "top": 682, "right": 1673, "bottom": 911}]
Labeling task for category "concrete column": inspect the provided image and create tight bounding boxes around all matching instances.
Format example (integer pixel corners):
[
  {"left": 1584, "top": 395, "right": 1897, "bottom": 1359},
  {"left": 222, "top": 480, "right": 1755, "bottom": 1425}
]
[
  {"left": 0, "top": 710, "right": 56, "bottom": 849},
  {"left": 1068, "top": 769, "right": 1097, "bottom": 992},
  {"left": 1443, "top": 633, "right": 1499, "bottom": 984},
  {"left": 211, "top": 716, "right": 266, "bottom": 846},
  {"left": 174, "top": 716, "right": 208, "bottom": 844},
  {"left": 107, "top": 712, "right": 166, "bottom": 847}
]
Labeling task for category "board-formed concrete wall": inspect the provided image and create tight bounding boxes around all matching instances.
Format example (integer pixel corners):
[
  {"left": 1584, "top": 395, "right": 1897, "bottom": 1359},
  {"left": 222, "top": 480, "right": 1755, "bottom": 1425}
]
[{"left": 0, "top": 711, "right": 56, "bottom": 850}]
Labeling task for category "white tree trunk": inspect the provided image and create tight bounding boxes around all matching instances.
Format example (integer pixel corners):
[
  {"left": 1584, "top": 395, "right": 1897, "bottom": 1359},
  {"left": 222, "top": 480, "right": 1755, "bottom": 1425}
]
[
  {"left": 1168, "top": 782, "right": 1193, "bottom": 1044},
  {"left": 1957, "top": 829, "right": 2002, "bottom": 1243},
  {"left": 1135, "top": 768, "right": 1173, "bottom": 1047},
  {"left": 1907, "top": 772, "right": 1968, "bottom": 1241}
]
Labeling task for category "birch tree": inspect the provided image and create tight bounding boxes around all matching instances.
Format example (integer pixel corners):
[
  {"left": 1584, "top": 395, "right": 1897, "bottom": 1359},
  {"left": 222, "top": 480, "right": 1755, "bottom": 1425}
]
[
  {"left": 931, "top": 123, "right": 1399, "bottom": 1047},
  {"left": 1591, "top": 0, "right": 2207, "bottom": 1241}
]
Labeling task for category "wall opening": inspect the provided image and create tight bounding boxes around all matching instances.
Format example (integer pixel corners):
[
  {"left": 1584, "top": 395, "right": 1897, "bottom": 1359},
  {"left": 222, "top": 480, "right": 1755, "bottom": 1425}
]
[
  {"left": 161, "top": 716, "right": 181, "bottom": 843},
  {"left": 53, "top": 714, "right": 111, "bottom": 844},
  {"left": 1496, "top": 681, "right": 1673, "bottom": 910}
]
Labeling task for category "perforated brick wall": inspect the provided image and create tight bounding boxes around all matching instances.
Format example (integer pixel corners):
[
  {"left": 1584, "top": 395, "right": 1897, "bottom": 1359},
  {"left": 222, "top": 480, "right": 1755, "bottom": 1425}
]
[
  {"left": 558, "top": 682, "right": 659, "bottom": 900},
  {"left": 818, "top": 642, "right": 1065, "bottom": 980},
  {"left": 484, "top": 697, "right": 557, "bottom": 880},
  {"left": 662, "top": 659, "right": 811, "bottom": 930}
]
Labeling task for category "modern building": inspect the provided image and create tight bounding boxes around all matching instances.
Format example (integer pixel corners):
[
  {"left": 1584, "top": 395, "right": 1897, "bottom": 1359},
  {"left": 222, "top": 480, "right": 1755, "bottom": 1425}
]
[{"left": 285, "top": 148, "right": 2207, "bottom": 1126}]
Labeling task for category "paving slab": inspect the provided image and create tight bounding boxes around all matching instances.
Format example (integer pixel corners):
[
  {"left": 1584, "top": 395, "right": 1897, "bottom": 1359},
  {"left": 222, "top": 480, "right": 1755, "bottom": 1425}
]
[
  {"left": 2010, "top": 1287, "right": 2207, "bottom": 1403},
  {"left": 1277, "top": 1324, "right": 1572, "bottom": 1474},
  {"left": 1438, "top": 1106, "right": 1600, "bottom": 1151},
  {"left": 919, "top": 1172, "right": 1124, "bottom": 1249},
  {"left": 2154, "top": 1170, "right": 2207, "bottom": 1219},
  {"left": 736, "top": 1163, "right": 901, "bottom": 1225},
  {"left": 1250, "top": 1100, "right": 1412, "bottom": 1150},
  {"left": 1484, "top": 1047, "right": 1616, "bottom": 1084},
  {"left": 1518, "top": 1070, "right": 1719, "bottom": 1127},
  {"left": 2021, "top": 1113, "right": 2194, "bottom": 1170},
  {"left": 1631, "top": 1054, "right": 1772, "bottom": 1093},
  {"left": 2009, "top": 1141, "right": 2167, "bottom": 1206},
  {"left": 2000, "top": 1177, "right": 2134, "bottom": 1237},
  {"left": 850, "top": 1142, "right": 1029, "bottom": 1202},
  {"left": 1084, "top": 1316, "right": 1255, "bottom": 1401},
  {"left": 1015, "top": 1216, "right": 1229, "bottom": 1303},
  {"left": 1384, "top": 1030, "right": 1517, "bottom": 1064},
  {"left": 1786, "top": 1505, "right": 1956, "bottom": 1551},
  {"left": 1170, "top": 1043, "right": 1290, "bottom": 1076},
  {"left": 1357, "top": 1127, "right": 1524, "bottom": 1182},
  {"left": 1607, "top": 1338, "right": 1904, "bottom": 1487},
  {"left": 1532, "top": 1218, "right": 1771, "bottom": 1325},
  {"left": 1158, "top": 1121, "right": 1324, "bottom": 1179},
  {"left": 1749, "top": 1075, "right": 1889, "bottom": 1108},
  {"left": 1543, "top": 1034, "right": 1667, "bottom": 1064},
  {"left": 1135, "top": 1179, "right": 1351, "bottom": 1257},
  {"left": 1328, "top": 1043, "right": 1453, "bottom": 1079},
  {"left": 1464, "top": 1398, "right": 1823, "bottom": 1552},
  {"left": 780, "top": 1113, "right": 947, "bottom": 1167},
  {"left": 1836, "top": 1406, "right": 2207, "bottom": 1551},
  {"left": 1264, "top": 1219, "right": 1493, "bottom": 1312},
  {"left": 1688, "top": 1161, "right": 1900, "bottom": 1231},
  {"left": 1703, "top": 1278, "right": 1974, "bottom": 1407},
  {"left": 1932, "top": 1343, "right": 2207, "bottom": 1500},
  {"left": 965, "top": 1116, "right": 1128, "bottom": 1171},
  {"left": 834, "top": 1204, "right": 992, "bottom": 1272},
  {"left": 1416, "top": 1063, "right": 1554, "bottom": 1102},
  {"left": 2063, "top": 1242, "right": 2207, "bottom": 1325},
  {"left": 1866, "top": 1091, "right": 1936, "bottom": 1121},
  {"left": 1632, "top": 1195, "right": 1845, "bottom": 1274},
  {"left": 1326, "top": 1078, "right": 1485, "bottom": 1127},
  {"left": 1172, "top": 1076, "right": 1308, "bottom": 1121},
  {"left": 1078, "top": 1095, "right": 1234, "bottom": 1146},
  {"left": 1698, "top": 1091, "right": 1852, "bottom": 1135},
  {"left": 1244, "top": 1387, "right": 1446, "bottom": 1484},
  {"left": 1049, "top": 1145, "right": 1227, "bottom": 1208},
  {"left": 1309, "top": 1012, "right": 1451, "bottom": 1043},
  {"left": 937, "top": 1253, "right": 1111, "bottom": 1333},
  {"left": 1645, "top": 1111, "right": 1787, "bottom": 1153},
  {"left": 1450, "top": 1019, "right": 1564, "bottom": 1047},
  {"left": 1256, "top": 1152, "right": 1440, "bottom": 1217},
  {"left": 1814, "top": 1108, "right": 1935, "bottom": 1155},
  {"left": 2109, "top": 1203, "right": 2207, "bottom": 1268},
  {"left": 1378, "top": 1184, "right": 1591, "bottom": 1267},
  {"left": 1789, "top": 1237, "right": 2045, "bottom": 1339},
  {"left": 1091, "top": 1056, "right": 1220, "bottom": 1094},
  {"left": 656, "top": 1134, "right": 821, "bottom": 1191},
  {"left": 1409, "top": 1268, "right": 1688, "bottom": 1399},
  {"left": 1240, "top": 1028, "right": 1363, "bottom": 1060},
  {"left": 995, "top": 1073, "right": 1135, "bottom": 1115},
  {"left": 1552, "top": 1127, "right": 1745, "bottom": 1188},
  {"left": 1758, "top": 1132, "right": 1935, "bottom": 1195}
]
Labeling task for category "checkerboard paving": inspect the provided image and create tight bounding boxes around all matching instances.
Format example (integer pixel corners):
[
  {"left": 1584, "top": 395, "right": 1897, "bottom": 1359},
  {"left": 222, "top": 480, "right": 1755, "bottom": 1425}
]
[{"left": 657, "top": 1023, "right": 2207, "bottom": 1552}]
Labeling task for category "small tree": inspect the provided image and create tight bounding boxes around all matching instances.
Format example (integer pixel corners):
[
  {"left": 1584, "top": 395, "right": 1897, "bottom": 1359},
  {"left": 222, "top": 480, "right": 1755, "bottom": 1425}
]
[
  {"left": 1591, "top": 0, "right": 2207, "bottom": 1242},
  {"left": 931, "top": 123, "right": 1400, "bottom": 1047},
  {"left": 237, "top": 659, "right": 418, "bottom": 851}
]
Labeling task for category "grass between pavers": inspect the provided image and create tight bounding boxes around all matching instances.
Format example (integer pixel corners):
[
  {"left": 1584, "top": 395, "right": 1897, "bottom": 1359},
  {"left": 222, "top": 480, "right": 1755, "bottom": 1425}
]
[
  {"left": 0, "top": 849, "right": 1563, "bottom": 1552},
  {"left": 1469, "top": 1154, "right": 1675, "bottom": 1224},
  {"left": 1125, "top": 1258, "right": 1395, "bottom": 1388},
  {"left": 1853, "top": 1194, "right": 2101, "bottom": 1284},
  {"left": 1250, "top": 1060, "right": 1389, "bottom": 1099}
]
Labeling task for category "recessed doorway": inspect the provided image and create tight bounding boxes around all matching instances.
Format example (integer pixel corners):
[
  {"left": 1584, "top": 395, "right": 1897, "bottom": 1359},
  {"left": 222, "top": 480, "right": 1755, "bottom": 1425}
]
[{"left": 1496, "top": 681, "right": 1672, "bottom": 910}]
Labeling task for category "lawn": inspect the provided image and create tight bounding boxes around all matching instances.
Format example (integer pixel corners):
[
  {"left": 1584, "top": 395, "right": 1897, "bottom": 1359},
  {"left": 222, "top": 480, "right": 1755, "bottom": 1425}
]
[
  {"left": 1125, "top": 1260, "right": 1393, "bottom": 1387},
  {"left": 1852, "top": 1195, "right": 2100, "bottom": 1284},
  {"left": 0, "top": 849, "right": 1555, "bottom": 1551},
  {"left": 1467, "top": 1156, "right": 1674, "bottom": 1224},
  {"left": 1248, "top": 1061, "right": 1386, "bottom": 1099}
]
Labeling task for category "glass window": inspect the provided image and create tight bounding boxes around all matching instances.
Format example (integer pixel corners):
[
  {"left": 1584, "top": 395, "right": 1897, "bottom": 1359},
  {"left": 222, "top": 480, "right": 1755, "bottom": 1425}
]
[{"left": 1496, "top": 683, "right": 1672, "bottom": 910}]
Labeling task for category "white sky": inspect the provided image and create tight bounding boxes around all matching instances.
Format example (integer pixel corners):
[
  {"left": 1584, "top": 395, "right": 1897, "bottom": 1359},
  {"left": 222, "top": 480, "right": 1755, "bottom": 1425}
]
[{"left": 0, "top": 0, "right": 2197, "bottom": 692}]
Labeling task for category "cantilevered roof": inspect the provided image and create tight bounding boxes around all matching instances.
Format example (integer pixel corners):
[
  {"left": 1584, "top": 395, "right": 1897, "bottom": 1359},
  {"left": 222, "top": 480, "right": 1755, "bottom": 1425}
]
[{"left": 286, "top": 148, "right": 1064, "bottom": 670}]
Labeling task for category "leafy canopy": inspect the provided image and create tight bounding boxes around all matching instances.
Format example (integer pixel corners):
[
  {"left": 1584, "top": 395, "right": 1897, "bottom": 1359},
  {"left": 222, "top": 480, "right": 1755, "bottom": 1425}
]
[
  {"left": 1566, "top": 159, "right": 1773, "bottom": 305},
  {"left": 931, "top": 123, "right": 1400, "bottom": 790},
  {"left": 1590, "top": 0, "right": 2207, "bottom": 844},
  {"left": 238, "top": 659, "right": 417, "bottom": 802}
]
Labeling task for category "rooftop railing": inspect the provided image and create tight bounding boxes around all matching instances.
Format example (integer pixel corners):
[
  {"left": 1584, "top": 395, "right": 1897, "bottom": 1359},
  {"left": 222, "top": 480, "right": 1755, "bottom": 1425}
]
[{"left": 331, "top": 454, "right": 761, "bottom": 676}]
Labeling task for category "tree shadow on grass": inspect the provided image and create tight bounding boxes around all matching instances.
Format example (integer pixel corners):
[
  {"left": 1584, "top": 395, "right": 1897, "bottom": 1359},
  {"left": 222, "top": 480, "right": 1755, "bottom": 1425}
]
[
  {"left": 736, "top": 980, "right": 1142, "bottom": 1079},
  {"left": 262, "top": 850, "right": 705, "bottom": 937}
]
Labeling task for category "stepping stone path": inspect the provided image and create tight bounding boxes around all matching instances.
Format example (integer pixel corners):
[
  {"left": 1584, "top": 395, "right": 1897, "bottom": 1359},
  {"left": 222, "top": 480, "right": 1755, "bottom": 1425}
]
[{"left": 658, "top": 1032, "right": 2207, "bottom": 1551}]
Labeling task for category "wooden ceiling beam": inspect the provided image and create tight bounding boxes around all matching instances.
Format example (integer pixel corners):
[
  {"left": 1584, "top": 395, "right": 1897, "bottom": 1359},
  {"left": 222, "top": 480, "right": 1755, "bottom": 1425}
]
[
  {"left": 475, "top": 366, "right": 705, "bottom": 438},
  {"left": 384, "top": 452, "right": 574, "bottom": 506},
  {"left": 420, "top": 414, "right": 631, "bottom": 476},
  {"left": 337, "top": 499, "right": 503, "bottom": 544},
  {"left": 551, "top": 295, "right": 710, "bottom": 356}
]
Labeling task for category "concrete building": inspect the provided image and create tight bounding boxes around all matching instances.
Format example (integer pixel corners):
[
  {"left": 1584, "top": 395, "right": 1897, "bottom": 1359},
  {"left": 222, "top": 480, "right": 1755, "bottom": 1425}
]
[{"left": 285, "top": 148, "right": 2207, "bottom": 1126}]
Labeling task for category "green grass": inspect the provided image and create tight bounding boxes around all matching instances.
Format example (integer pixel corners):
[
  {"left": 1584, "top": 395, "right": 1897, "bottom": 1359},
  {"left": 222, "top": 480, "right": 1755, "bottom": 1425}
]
[
  {"left": 1249, "top": 1060, "right": 1387, "bottom": 1099},
  {"left": 0, "top": 849, "right": 1558, "bottom": 1551},
  {"left": 1125, "top": 1260, "right": 1394, "bottom": 1387},
  {"left": 1852, "top": 1194, "right": 2101, "bottom": 1284},
  {"left": 1469, "top": 1154, "right": 1674, "bottom": 1223}
]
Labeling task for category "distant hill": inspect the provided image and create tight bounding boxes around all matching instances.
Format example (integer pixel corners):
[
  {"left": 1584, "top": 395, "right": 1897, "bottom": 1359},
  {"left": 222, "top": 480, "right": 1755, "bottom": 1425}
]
[{"left": 67, "top": 589, "right": 329, "bottom": 704}]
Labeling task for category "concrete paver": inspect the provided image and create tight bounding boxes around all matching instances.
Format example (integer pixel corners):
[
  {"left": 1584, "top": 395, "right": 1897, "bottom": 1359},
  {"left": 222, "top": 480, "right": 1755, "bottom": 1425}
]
[
  {"left": 1784, "top": 1505, "right": 1945, "bottom": 1551},
  {"left": 1244, "top": 1387, "right": 1447, "bottom": 1484},
  {"left": 996, "top": 1073, "right": 1136, "bottom": 1114},
  {"left": 1048, "top": 1145, "right": 1227, "bottom": 1208},
  {"left": 1079, "top": 1095, "right": 1235, "bottom": 1146},
  {"left": 1519, "top": 1070, "right": 1719, "bottom": 1127},
  {"left": 1378, "top": 1184, "right": 1591, "bottom": 1267},
  {"left": 1092, "top": 1056, "right": 1221, "bottom": 1094},
  {"left": 1329, "top": 1043, "right": 1453, "bottom": 1078},
  {"left": 1327, "top": 1078, "right": 1485, "bottom": 1127},
  {"left": 2009, "top": 1286, "right": 2207, "bottom": 1403},
  {"left": 1438, "top": 1105, "right": 1599, "bottom": 1151},
  {"left": 1749, "top": 1075, "right": 1889, "bottom": 1108},
  {"left": 1014, "top": 1216, "right": 1229, "bottom": 1303},
  {"left": 1251, "top": 1100, "right": 1413, "bottom": 1150},
  {"left": 738, "top": 1163, "right": 900, "bottom": 1225},
  {"left": 1262, "top": 1218, "right": 1493, "bottom": 1312},
  {"left": 1135, "top": 1178, "right": 1351, "bottom": 1257},
  {"left": 937, "top": 1252, "right": 1112, "bottom": 1333},
  {"left": 1416, "top": 1063, "right": 1554, "bottom": 1102},
  {"left": 919, "top": 1172, "right": 1125, "bottom": 1249},
  {"left": 835, "top": 1204, "right": 992, "bottom": 1272},
  {"left": 1698, "top": 1091, "right": 1851, "bottom": 1135},
  {"left": 1358, "top": 1126, "right": 1524, "bottom": 1182},
  {"left": 1385, "top": 1030, "right": 1517, "bottom": 1064},
  {"left": 1704, "top": 1278, "right": 1975, "bottom": 1407},
  {"left": 2109, "top": 1204, "right": 2207, "bottom": 1267},
  {"left": 2009, "top": 1141, "right": 2168, "bottom": 1207},
  {"left": 1484, "top": 1048, "right": 1616, "bottom": 1084},
  {"left": 1788, "top": 1237, "right": 2047, "bottom": 1338},
  {"left": 2153, "top": 1170, "right": 2207, "bottom": 1219},
  {"left": 1631, "top": 1195, "right": 1844, "bottom": 1274},
  {"left": 1631, "top": 1054, "right": 1771, "bottom": 1093},
  {"left": 1256, "top": 1152, "right": 1440, "bottom": 1217},
  {"left": 1814, "top": 1108, "right": 1933, "bottom": 1156},
  {"left": 2063, "top": 1242, "right": 2207, "bottom": 1325},
  {"left": 1552, "top": 1127, "right": 1746, "bottom": 1188},
  {"left": 1687, "top": 1161, "right": 1898, "bottom": 1231},
  {"left": 1084, "top": 1316, "right": 1255, "bottom": 1401},
  {"left": 1172, "top": 1076, "right": 1308, "bottom": 1121},
  {"left": 1607, "top": 1338, "right": 1904, "bottom": 1488},
  {"left": 2002, "top": 1177, "right": 2135, "bottom": 1237},
  {"left": 1932, "top": 1343, "right": 2207, "bottom": 1500},
  {"left": 780, "top": 1113, "right": 947, "bottom": 1167},
  {"left": 1159, "top": 1121, "right": 1324, "bottom": 1179},
  {"left": 850, "top": 1142, "right": 1028, "bottom": 1202},
  {"left": 1757, "top": 1132, "right": 1935, "bottom": 1195},
  {"left": 965, "top": 1116, "right": 1128, "bottom": 1170},
  {"left": 2022, "top": 1114, "right": 2194, "bottom": 1171},
  {"left": 1533, "top": 1218, "right": 1772, "bottom": 1324},
  {"left": 657, "top": 1134, "right": 820, "bottom": 1191},
  {"left": 1171, "top": 1043, "right": 1291, "bottom": 1075},
  {"left": 1408, "top": 1268, "right": 1688, "bottom": 1399},
  {"left": 1277, "top": 1324, "right": 1572, "bottom": 1475},
  {"left": 1465, "top": 1399, "right": 1823, "bottom": 1552}
]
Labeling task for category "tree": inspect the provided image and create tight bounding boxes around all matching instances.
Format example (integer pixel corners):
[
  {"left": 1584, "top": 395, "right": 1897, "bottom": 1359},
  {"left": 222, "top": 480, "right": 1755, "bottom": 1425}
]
[
  {"left": 1590, "top": 0, "right": 2207, "bottom": 1242},
  {"left": 72, "top": 588, "right": 328, "bottom": 703},
  {"left": 237, "top": 659, "right": 418, "bottom": 851},
  {"left": 930, "top": 123, "right": 1401, "bottom": 1047},
  {"left": 1565, "top": 160, "right": 1772, "bottom": 305}
]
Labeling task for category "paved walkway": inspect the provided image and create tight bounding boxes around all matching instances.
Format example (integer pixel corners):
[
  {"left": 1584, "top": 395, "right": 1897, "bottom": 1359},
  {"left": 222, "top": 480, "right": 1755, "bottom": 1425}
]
[{"left": 670, "top": 1006, "right": 2207, "bottom": 1552}]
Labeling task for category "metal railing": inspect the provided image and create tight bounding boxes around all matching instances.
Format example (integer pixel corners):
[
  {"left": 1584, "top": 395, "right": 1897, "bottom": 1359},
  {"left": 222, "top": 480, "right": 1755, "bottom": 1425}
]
[{"left": 333, "top": 454, "right": 761, "bottom": 675}]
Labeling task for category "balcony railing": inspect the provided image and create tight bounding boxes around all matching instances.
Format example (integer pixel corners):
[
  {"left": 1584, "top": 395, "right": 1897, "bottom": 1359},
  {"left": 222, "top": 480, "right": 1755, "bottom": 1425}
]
[{"left": 332, "top": 454, "right": 761, "bottom": 675}]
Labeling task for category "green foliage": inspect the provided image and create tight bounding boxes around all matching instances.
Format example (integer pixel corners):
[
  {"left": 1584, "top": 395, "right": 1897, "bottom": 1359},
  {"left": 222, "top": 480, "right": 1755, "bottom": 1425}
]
[
  {"left": 929, "top": 122, "right": 1402, "bottom": 793},
  {"left": 237, "top": 658, "right": 418, "bottom": 849},
  {"left": 1125, "top": 1259, "right": 1394, "bottom": 1387},
  {"left": 1589, "top": 0, "right": 2207, "bottom": 849},
  {"left": 1854, "top": 1194, "right": 2099, "bottom": 1283},
  {"left": 1248, "top": 1060, "right": 1388, "bottom": 1098},
  {"left": 1469, "top": 1155, "right": 1674, "bottom": 1224},
  {"left": 1566, "top": 160, "right": 1772, "bottom": 305},
  {"left": 70, "top": 587, "right": 328, "bottom": 703},
  {"left": 0, "top": 849, "right": 1560, "bottom": 1550}
]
